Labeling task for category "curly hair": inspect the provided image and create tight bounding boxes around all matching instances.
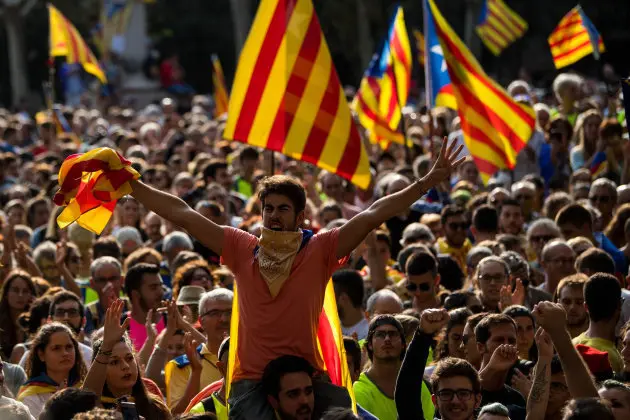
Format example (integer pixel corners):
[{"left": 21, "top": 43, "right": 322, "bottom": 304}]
[
  {"left": 172, "top": 259, "right": 213, "bottom": 300},
  {"left": 604, "top": 204, "right": 630, "bottom": 248},
  {"left": 25, "top": 322, "right": 86, "bottom": 386}
]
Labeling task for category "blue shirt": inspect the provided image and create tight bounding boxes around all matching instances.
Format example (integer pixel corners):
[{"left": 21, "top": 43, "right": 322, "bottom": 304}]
[{"left": 594, "top": 232, "right": 628, "bottom": 276}]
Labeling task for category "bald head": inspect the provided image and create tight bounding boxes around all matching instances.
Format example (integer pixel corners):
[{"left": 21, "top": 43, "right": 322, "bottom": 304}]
[
  {"left": 618, "top": 185, "right": 630, "bottom": 206},
  {"left": 366, "top": 289, "right": 404, "bottom": 318}
]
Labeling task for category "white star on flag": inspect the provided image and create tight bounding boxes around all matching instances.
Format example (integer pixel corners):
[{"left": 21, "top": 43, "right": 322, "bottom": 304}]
[{"left": 431, "top": 45, "right": 446, "bottom": 72}]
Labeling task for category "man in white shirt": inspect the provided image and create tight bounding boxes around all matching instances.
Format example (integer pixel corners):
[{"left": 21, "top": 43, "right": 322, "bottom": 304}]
[{"left": 333, "top": 269, "right": 370, "bottom": 341}]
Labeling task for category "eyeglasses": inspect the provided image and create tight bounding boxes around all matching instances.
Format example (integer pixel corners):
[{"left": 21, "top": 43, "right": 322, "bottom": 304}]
[
  {"left": 406, "top": 282, "right": 431, "bottom": 292},
  {"left": 530, "top": 235, "right": 556, "bottom": 243},
  {"left": 200, "top": 309, "right": 231, "bottom": 319},
  {"left": 436, "top": 389, "right": 474, "bottom": 402},
  {"left": 94, "top": 275, "right": 120, "bottom": 285},
  {"left": 373, "top": 330, "right": 402, "bottom": 340},
  {"left": 589, "top": 195, "right": 611, "bottom": 203},
  {"left": 477, "top": 273, "right": 507, "bottom": 284},
  {"left": 448, "top": 222, "right": 469, "bottom": 231},
  {"left": 54, "top": 308, "right": 80, "bottom": 318}
]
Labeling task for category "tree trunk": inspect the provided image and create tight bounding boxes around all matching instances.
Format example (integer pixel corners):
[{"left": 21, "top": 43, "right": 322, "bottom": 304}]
[
  {"left": 3, "top": 6, "right": 29, "bottom": 107},
  {"left": 229, "top": 0, "right": 253, "bottom": 58}
]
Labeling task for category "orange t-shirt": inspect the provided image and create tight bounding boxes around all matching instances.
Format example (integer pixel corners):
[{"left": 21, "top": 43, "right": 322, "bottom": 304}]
[{"left": 221, "top": 227, "right": 346, "bottom": 382}]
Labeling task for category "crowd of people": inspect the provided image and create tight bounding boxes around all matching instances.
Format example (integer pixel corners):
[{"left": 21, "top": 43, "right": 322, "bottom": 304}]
[{"left": 0, "top": 69, "right": 627, "bottom": 420}]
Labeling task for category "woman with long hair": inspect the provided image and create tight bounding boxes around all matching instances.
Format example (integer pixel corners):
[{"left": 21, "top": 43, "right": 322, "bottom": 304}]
[
  {"left": 172, "top": 260, "right": 213, "bottom": 300},
  {"left": 83, "top": 300, "right": 170, "bottom": 420},
  {"left": 434, "top": 307, "right": 472, "bottom": 361},
  {"left": 113, "top": 196, "right": 148, "bottom": 242},
  {"left": 570, "top": 110, "right": 603, "bottom": 171},
  {"left": 18, "top": 322, "right": 86, "bottom": 417},
  {"left": 0, "top": 270, "right": 36, "bottom": 360}
]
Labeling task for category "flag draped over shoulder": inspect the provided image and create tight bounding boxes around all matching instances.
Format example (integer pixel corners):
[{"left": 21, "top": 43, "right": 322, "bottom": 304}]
[
  {"left": 212, "top": 54, "right": 230, "bottom": 117},
  {"left": 475, "top": 0, "right": 527, "bottom": 56},
  {"left": 49, "top": 4, "right": 107, "bottom": 83},
  {"left": 53, "top": 148, "right": 140, "bottom": 234},
  {"left": 549, "top": 6, "right": 605, "bottom": 69},
  {"left": 227, "top": 281, "right": 356, "bottom": 412},
  {"left": 352, "top": 6, "right": 412, "bottom": 146},
  {"left": 224, "top": 0, "right": 371, "bottom": 189},
  {"left": 425, "top": 0, "right": 536, "bottom": 184}
]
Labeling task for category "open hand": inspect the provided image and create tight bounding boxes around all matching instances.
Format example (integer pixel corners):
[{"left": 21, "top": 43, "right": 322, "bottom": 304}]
[
  {"left": 499, "top": 279, "right": 526, "bottom": 311},
  {"left": 145, "top": 309, "right": 157, "bottom": 344},
  {"left": 419, "top": 308, "right": 450, "bottom": 335},
  {"left": 510, "top": 369, "right": 532, "bottom": 398},
  {"left": 55, "top": 240, "right": 68, "bottom": 267},
  {"left": 102, "top": 299, "right": 130, "bottom": 350},
  {"left": 421, "top": 138, "right": 465, "bottom": 188}
]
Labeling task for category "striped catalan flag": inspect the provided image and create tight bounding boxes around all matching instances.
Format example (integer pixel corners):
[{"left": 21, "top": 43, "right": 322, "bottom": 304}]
[
  {"left": 475, "top": 0, "right": 527, "bottom": 56},
  {"left": 549, "top": 6, "right": 605, "bottom": 69},
  {"left": 49, "top": 5, "right": 107, "bottom": 83},
  {"left": 352, "top": 6, "right": 412, "bottom": 146},
  {"left": 413, "top": 30, "right": 425, "bottom": 67},
  {"left": 224, "top": 0, "right": 371, "bottom": 189},
  {"left": 227, "top": 281, "right": 356, "bottom": 413},
  {"left": 53, "top": 148, "right": 140, "bottom": 234},
  {"left": 425, "top": 0, "right": 535, "bottom": 184},
  {"left": 211, "top": 54, "right": 230, "bottom": 117}
]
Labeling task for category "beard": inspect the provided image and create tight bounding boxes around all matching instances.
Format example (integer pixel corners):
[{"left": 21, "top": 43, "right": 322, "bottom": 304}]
[{"left": 278, "top": 404, "right": 312, "bottom": 420}]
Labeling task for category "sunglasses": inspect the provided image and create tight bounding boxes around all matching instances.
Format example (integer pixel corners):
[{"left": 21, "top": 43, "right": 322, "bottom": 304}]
[
  {"left": 589, "top": 195, "right": 611, "bottom": 203},
  {"left": 406, "top": 282, "right": 432, "bottom": 292},
  {"left": 448, "top": 222, "right": 469, "bottom": 231}
]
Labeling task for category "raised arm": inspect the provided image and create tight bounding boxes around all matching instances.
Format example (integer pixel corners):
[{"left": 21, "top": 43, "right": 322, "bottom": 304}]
[
  {"left": 532, "top": 302, "right": 598, "bottom": 399},
  {"left": 396, "top": 308, "right": 449, "bottom": 420},
  {"left": 526, "top": 328, "right": 553, "bottom": 420},
  {"left": 336, "top": 139, "right": 464, "bottom": 259},
  {"left": 130, "top": 180, "right": 224, "bottom": 255}
]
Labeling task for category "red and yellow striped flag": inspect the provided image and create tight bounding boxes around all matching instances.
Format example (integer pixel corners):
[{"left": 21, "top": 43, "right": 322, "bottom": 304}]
[
  {"left": 352, "top": 6, "right": 411, "bottom": 146},
  {"left": 212, "top": 54, "right": 229, "bottom": 117},
  {"left": 475, "top": 0, "right": 527, "bottom": 56},
  {"left": 224, "top": 0, "right": 371, "bottom": 189},
  {"left": 49, "top": 4, "right": 107, "bottom": 83},
  {"left": 426, "top": 0, "right": 535, "bottom": 184},
  {"left": 53, "top": 148, "right": 139, "bottom": 234},
  {"left": 227, "top": 281, "right": 356, "bottom": 413},
  {"left": 413, "top": 30, "right": 425, "bottom": 67},
  {"left": 549, "top": 6, "right": 605, "bottom": 69}
]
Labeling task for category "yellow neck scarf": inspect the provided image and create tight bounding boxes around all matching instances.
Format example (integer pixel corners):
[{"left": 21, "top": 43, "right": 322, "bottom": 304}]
[{"left": 257, "top": 228, "right": 303, "bottom": 297}]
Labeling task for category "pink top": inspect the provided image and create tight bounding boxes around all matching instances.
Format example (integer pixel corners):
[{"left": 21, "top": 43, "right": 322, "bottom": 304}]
[
  {"left": 221, "top": 227, "right": 346, "bottom": 381},
  {"left": 128, "top": 313, "right": 165, "bottom": 351}
]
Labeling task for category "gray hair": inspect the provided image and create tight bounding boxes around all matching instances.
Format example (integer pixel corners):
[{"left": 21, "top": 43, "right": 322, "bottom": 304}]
[
  {"left": 507, "top": 80, "right": 531, "bottom": 97},
  {"left": 163, "top": 231, "right": 194, "bottom": 254},
  {"left": 477, "top": 256, "right": 510, "bottom": 277},
  {"left": 500, "top": 250, "right": 530, "bottom": 278},
  {"left": 511, "top": 181, "right": 536, "bottom": 194},
  {"left": 591, "top": 178, "right": 618, "bottom": 198},
  {"left": 113, "top": 226, "right": 143, "bottom": 247},
  {"left": 401, "top": 223, "right": 435, "bottom": 246},
  {"left": 33, "top": 241, "right": 56, "bottom": 266},
  {"left": 322, "top": 219, "right": 347, "bottom": 232},
  {"left": 526, "top": 218, "right": 561, "bottom": 243},
  {"left": 479, "top": 402, "right": 509, "bottom": 418},
  {"left": 199, "top": 288, "right": 234, "bottom": 313},
  {"left": 366, "top": 289, "right": 403, "bottom": 317},
  {"left": 90, "top": 256, "right": 122, "bottom": 278},
  {"left": 534, "top": 103, "right": 551, "bottom": 116},
  {"left": 139, "top": 122, "right": 162, "bottom": 142},
  {"left": 466, "top": 246, "right": 493, "bottom": 267},
  {"left": 552, "top": 73, "right": 583, "bottom": 100}
]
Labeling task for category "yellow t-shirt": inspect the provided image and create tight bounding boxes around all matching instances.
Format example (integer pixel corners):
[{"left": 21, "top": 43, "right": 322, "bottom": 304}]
[
  {"left": 572, "top": 333, "right": 623, "bottom": 373},
  {"left": 165, "top": 344, "right": 223, "bottom": 408},
  {"left": 353, "top": 372, "right": 434, "bottom": 420},
  {"left": 437, "top": 237, "right": 472, "bottom": 275}
]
